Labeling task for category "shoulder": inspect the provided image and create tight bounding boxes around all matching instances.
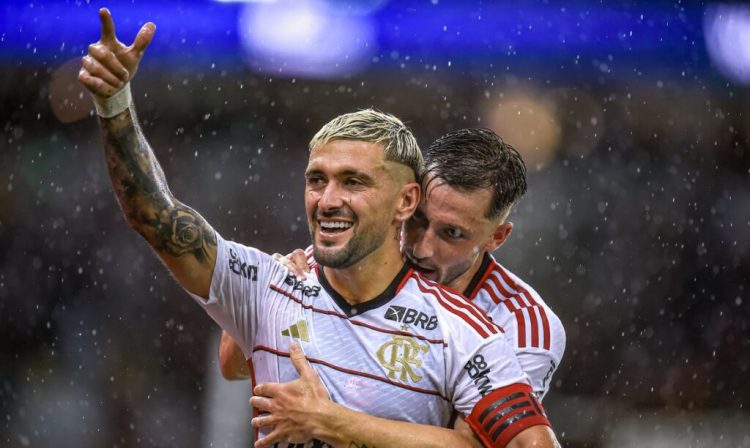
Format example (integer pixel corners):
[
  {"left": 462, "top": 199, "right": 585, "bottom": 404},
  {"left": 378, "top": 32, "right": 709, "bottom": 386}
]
[
  {"left": 216, "top": 236, "right": 290, "bottom": 284},
  {"left": 401, "top": 270, "right": 504, "bottom": 341},
  {"left": 475, "top": 257, "right": 566, "bottom": 357}
]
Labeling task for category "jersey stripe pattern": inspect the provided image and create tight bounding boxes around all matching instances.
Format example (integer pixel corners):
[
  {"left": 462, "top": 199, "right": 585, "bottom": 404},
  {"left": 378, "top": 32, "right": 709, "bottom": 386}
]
[
  {"left": 464, "top": 253, "right": 566, "bottom": 399},
  {"left": 189, "top": 236, "right": 540, "bottom": 447}
]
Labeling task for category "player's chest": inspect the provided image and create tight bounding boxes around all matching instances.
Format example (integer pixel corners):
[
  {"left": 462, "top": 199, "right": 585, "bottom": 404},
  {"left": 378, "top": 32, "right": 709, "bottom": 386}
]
[{"left": 256, "top": 293, "right": 447, "bottom": 388}]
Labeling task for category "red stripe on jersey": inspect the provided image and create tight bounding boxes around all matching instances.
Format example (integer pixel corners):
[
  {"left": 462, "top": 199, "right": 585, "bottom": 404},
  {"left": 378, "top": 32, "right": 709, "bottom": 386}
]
[
  {"left": 482, "top": 274, "right": 527, "bottom": 334},
  {"left": 527, "top": 307, "right": 539, "bottom": 348},
  {"left": 253, "top": 345, "right": 449, "bottom": 401},
  {"left": 480, "top": 283, "right": 502, "bottom": 305},
  {"left": 435, "top": 285, "right": 501, "bottom": 335},
  {"left": 415, "top": 273, "right": 502, "bottom": 334},
  {"left": 496, "top": 267, "right": 551, "bottom": 350},
  {"left": 413, "top": 277, "right": 489, "bottom": 338},
  {"left": 487, "top": 272, "right": 517, "bottom": 300},
  {"left": 483, "top": 272, "right": 533, "bottom": 348},
  {"left": 468, "top": 261, "right": 496, "bottom": 300},
  {"left": 268, "top": 284, "right": 447, "bottom": 346},
  {"left": 483, "top": 274, "right": 518, "bottom": 307},
  {"left": 514, "top": 309, "right": 527, "bottom": 348},
  {"left": 466, "top": 383, "right": 550, "bottom": 448},
  {"left": 412, "top": 275, "right": 500, "bottom": 338},
  {"left": 395, "top": 267, "right": 415, "bottom": 293}
]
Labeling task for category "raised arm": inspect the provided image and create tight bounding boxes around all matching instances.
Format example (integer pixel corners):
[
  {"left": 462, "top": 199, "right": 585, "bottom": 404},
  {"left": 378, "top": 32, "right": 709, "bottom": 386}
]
[{"left": 79, "top": 8, "right": 216, "bottom": 298}]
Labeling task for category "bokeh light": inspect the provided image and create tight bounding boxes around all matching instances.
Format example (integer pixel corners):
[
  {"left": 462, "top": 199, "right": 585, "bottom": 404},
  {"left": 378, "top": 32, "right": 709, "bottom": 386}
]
[
  {"left": 48, "top": 58, "right": 93, "bottom": 124},
  {"left": 483, "top": 89, "right": 562, "bottom": 170},
  {"left": 705, "top": 4, "right": 750, "bottom": 85},
  {"left": 237, "top": 0, "right": 376, "bottom": 79}
]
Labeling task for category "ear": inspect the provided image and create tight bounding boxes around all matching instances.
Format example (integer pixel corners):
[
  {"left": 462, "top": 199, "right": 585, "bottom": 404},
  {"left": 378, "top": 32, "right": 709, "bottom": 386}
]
[
  {"left": 483, "top": 222, "right": 513, "bottom": 252},
  {"left": 394, "top": 181, "right": 420, "bottom": 223}
]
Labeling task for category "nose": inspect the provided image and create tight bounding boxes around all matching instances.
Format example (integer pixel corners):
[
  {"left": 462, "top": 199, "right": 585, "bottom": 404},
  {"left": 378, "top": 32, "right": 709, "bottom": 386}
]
[
  {"left": 318, "top": 181, "right": 345, "bottom": 211},
  {"left": 410, "top": 226, "right": 435, "bottom": 260}
]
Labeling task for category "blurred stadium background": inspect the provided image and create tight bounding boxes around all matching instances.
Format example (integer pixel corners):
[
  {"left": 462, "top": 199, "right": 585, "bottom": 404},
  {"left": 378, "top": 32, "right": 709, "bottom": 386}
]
[{"left": 1, "top": 0, "right": 749, "bottom": 446}]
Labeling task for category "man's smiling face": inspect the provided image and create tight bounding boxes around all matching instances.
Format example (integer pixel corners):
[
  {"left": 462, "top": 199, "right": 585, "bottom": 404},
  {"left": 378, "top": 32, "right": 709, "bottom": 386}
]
[
  {"left": 402, "top": 173, "right": 503, "bottom": 289},
  {"left": 305, "top": 139, "right": 407, "bottom": 269}
]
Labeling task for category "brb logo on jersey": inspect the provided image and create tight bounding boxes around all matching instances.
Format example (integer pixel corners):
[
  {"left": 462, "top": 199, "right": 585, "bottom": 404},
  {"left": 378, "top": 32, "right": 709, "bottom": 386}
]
[
  {"left": 228, "top": 248, "right": 257, "bottom": 280},
  {"left": 384, "top": 305, "right": 438, "bottom": 330},
  {"left": 283, "top": 274, "right": 321, "bottom": 297},
  {"left": 376, "top": 334, "right": 429, "bottom": 383}
]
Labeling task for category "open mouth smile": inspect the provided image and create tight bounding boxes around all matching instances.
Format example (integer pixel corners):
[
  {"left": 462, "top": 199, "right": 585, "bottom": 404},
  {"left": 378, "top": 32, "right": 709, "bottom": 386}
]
[{"left": 318, "top": 220, "right": 354, "bottom": 235}]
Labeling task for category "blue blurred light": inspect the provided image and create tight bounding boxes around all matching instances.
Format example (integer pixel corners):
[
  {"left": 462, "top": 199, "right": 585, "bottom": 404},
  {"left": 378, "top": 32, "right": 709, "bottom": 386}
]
[
  {"left": 237, "top": 0, "right": 375, "bottom": 78},
  {"left": 0, "top": 0, "right": 709, "bottom": 78},
  {"left": 705, "top": 4, "right": 750, "bottom": 85}
]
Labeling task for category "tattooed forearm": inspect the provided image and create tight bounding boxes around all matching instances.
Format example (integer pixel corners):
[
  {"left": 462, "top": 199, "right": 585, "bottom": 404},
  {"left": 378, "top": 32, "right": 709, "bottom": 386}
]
[
  {"left": 149, "top": 203, "right": 217, "bottom": 263},
  {"left": 99, "top": 108, "right": 216, "bottom": 264}
]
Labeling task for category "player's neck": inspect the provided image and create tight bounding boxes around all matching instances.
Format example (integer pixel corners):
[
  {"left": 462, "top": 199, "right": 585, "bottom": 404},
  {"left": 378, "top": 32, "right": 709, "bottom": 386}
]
[
  {"left": 447, "top": 251, "right": 489, "bottom": 295},
  {"left": 323, "top": 239, "right": 405, "bottom": 305}
]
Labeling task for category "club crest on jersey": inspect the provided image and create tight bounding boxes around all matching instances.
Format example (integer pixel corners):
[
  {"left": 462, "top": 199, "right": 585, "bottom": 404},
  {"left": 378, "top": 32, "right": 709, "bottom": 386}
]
[
  {"left": 384, "top": 305, "right": 438, "bottom": 330},
  {"left": 376, "top": 334, "right": 429, "bottom": 383}
]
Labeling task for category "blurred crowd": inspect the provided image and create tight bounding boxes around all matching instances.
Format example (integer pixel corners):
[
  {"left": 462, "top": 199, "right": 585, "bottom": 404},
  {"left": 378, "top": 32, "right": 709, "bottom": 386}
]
[{"left": 1, "top": 60, "right": 748, "bottom": 446}]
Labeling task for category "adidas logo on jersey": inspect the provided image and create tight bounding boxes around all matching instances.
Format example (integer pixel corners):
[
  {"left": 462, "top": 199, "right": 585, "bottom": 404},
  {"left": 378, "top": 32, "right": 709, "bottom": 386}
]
[
  {"left": 384, "top": 305, "right": 438, "bottom": 330},
  {"left": 281, "top": 320, "right": 310, "bottom": 342}
]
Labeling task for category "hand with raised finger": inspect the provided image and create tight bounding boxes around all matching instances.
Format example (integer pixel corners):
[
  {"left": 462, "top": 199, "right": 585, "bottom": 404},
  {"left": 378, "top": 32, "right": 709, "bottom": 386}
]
[
  {"left": 249, "top": 343, "right": 333, "bottom": 448},
  {"left": 78, "top": 7, "right": 155, "bottom": 99}
]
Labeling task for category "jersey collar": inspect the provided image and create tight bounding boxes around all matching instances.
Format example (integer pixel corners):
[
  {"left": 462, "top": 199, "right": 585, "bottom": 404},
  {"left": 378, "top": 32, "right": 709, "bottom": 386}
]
[
  {"left": 318, "top": 262, "right": 413, "bottom": 317},
  {"left": 463, "top": 252, "right": 494, "bottom": 299}
]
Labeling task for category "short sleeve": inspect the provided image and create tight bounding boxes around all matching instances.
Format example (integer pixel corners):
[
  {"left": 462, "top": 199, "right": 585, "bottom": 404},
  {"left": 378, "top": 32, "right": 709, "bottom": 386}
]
[
  {"left": 516, "top": 310, "right": 566, "bottom": 400},
  {"left": 515, "top": 351, "right": 559, "bottom": 400},
  {"left": 186, "top": 235, "right": 284, "bottom": 355},
  {"left": 447, "top": 332, "right": 530, "bottom": 416}
]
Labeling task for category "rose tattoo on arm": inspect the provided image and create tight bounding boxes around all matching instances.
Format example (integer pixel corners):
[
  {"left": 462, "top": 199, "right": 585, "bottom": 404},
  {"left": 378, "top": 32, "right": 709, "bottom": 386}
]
[{"left": 152, "top": 206, "right": 216, "bottom": 263}]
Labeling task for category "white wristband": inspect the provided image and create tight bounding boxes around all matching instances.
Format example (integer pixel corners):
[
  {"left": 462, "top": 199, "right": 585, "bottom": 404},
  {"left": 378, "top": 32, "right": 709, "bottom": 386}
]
[{"left": 93, "top": 83, "right": 132, "bottom": 118}]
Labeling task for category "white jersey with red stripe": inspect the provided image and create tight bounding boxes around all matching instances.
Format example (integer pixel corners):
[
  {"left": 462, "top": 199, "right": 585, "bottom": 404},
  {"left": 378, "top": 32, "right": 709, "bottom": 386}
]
[
  {"left": 462, "top": 253, "right": 566, "bottom": 400},
  {"left": 191, "top": 236, "right": 547, "bottom": 447}
]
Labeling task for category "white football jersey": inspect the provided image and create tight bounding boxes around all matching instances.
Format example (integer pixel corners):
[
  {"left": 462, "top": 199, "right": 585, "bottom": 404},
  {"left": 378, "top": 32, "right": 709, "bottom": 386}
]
[
  {"left": 463, "top": 253, "right": 566, "bottom": 399},
  {"left": 191, "top": 236, "right": 543, "bottom": 446}
]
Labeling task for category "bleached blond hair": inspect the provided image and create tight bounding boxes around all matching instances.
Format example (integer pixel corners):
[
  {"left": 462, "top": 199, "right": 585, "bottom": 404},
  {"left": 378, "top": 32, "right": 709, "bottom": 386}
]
[{"left": 309, "top": 109, "right": 423, "bottom": 179}]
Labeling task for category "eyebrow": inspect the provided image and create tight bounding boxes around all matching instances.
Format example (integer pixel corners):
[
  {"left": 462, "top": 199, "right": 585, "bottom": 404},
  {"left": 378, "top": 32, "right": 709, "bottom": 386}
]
[
  {"left": 421, "top": 211, "right": 472, "bottom": 235},
  {"left": 305, "top": 168, "right": 376, "bottom": 184}
]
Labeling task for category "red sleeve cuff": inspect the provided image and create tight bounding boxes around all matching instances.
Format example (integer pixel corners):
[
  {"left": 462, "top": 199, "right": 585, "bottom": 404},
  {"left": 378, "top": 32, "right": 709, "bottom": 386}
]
[{"left": 466, "top": 383, "right": 551, "bottom": 448}]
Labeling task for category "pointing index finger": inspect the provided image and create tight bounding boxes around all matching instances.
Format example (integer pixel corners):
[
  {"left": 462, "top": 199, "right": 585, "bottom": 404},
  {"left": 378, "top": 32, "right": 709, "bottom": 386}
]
[{"left": 99, "top": 8, "right": 116, "bottom": 42}]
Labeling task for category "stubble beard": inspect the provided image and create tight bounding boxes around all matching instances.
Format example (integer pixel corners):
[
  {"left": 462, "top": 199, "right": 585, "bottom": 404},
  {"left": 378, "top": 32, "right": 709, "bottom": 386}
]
[{"left": 312, "top": 223, "right": 389, "bottom": 269}]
